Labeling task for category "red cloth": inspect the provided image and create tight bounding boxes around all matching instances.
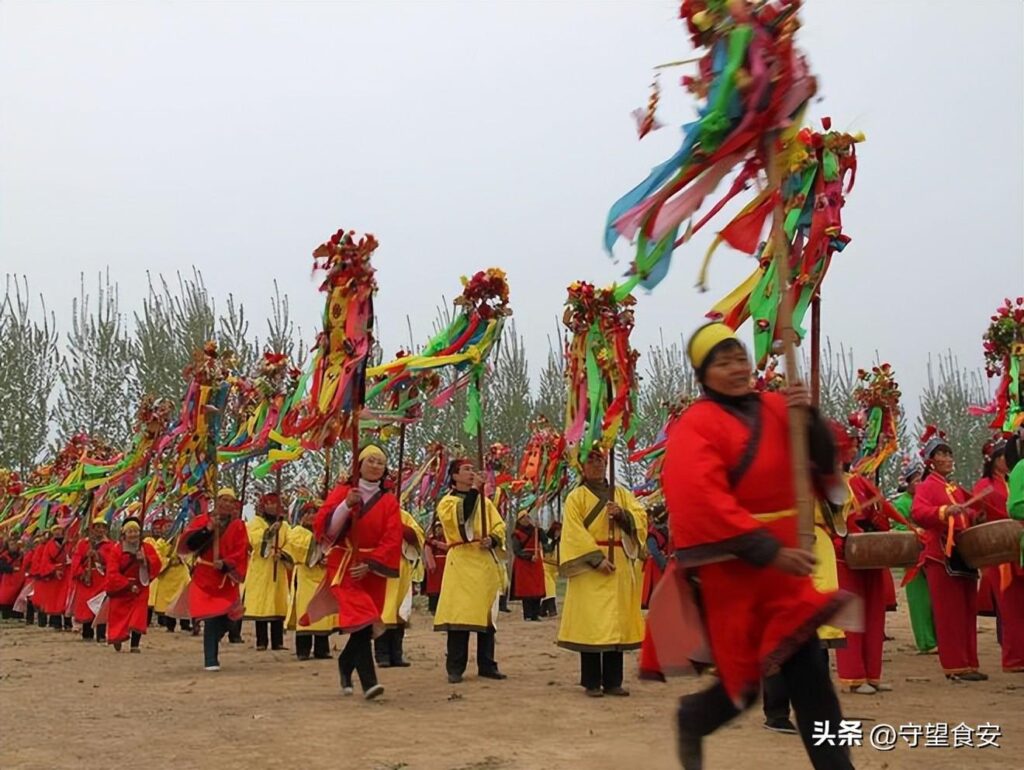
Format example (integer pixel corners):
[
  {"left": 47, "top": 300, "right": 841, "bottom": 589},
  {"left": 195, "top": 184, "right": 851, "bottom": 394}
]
[
  {"left": 0, "top": 547, "right": 25, "bottom": 606},
  {"left": 652, "top": 393, "right": 846, "bottom": 703},
  {"left": 311, "top": 483, "right": 402, "bottom": 633},
  {"left": 835, "top": 561, "right": 886, "bottom": 685},
  {"left": 923, "top": 559, "right": 979, "bottom": 674},
  {"left": 104, "top": 541, "right": 161, "bottom": 644},
  {"left": 32, "top": 538, "right": 71, "bottom": 616},
  {"left": 179, "top": 515, "right": 250, "bottom": 621},
  {"left": 69, "top": 539, "right": 114, "bottom": 623},
  {"left": 511, "top": 522, "right": 545, "bottom": 599},
  {"left": 424, "top": 536, "right": 447, "bottom": 597},
  {"left": 911, "top": 473, "right": 976, "bottom": 565}
]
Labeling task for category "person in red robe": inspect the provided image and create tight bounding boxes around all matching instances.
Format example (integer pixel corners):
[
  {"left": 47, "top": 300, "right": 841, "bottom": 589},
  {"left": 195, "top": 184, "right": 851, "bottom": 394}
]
[
  {"left": 313, "top": 444, "right": 402, "bottom": 701},
  {"left": 511, "top": 511, "right": 546, "bottom": 621},
  {"left": 178, "top": 488, "right": 250, "bottom": 671},
  {"left": 33, "top": 523, "right": 73, "bottom": 631},
  {"left": 911, "top": 426, "right": 987, "bottom": 681},
  {"left": 972, "top": 435, "right": 1024, "bottom": 672},
  {"left": 104, "top": 516, "right": 161, "bottom": 652},
  {"left": 831, "top": 423, "right": 910, "bottom": 694},
  {"left": 21, "top": 534, "right": 43, "bottom": 626},
  {"left": 0, "top": 535, "right": 26, "bottom": 619},
  {"left": 652, "top": 323, "right": 853, "bottom": 770},
  {"left": 69, "top": 517, "right": 115, "bottom": 642},
  {"left": 423, "top": 519, "right": 448, "bottom": 615},
  {"left": 641, "top": 506, "right": 669, "bottom": 610}
]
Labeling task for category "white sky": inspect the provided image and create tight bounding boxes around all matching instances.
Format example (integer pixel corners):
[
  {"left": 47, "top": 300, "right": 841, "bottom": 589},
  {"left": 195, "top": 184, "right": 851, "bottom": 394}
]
[{"left": 2, "top": 0, "right": 1022, "bottom": 413}]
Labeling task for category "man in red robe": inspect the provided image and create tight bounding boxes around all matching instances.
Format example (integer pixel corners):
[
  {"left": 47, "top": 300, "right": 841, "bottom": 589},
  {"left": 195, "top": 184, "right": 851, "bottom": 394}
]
[
  {"left": 69, "top": 517, "right": 114, "bottom": 642},
  {"left": 104, "top": 517, "right": 162, "bottom": 652},
  {"left": 653, "top": 323, "right": 853, "bottom": 770},
  {"left": 178, "top": 488, "right": 250, "bottom": 672},
  {"left": 911, "top": 427, "right": 987, "bottom": 681},
  {"left": 0, "top": 535, "right": 26, "bottom": 619},
  {"left": 511, "top": 510, "right": 546, "bottom": 621},
  {"left": 33, "top": 523, "right": 73, "bottom": 631}
]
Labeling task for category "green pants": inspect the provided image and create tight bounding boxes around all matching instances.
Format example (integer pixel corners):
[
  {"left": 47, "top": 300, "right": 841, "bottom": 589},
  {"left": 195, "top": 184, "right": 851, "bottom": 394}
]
[{"left": 905, "top": 571, "right": 937, "bottom": 652}]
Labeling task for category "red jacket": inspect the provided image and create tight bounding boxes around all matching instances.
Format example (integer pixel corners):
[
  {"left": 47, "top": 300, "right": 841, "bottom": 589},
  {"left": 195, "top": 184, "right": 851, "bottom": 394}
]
[
  {"left": 911, "top": 472, "right": 977, "bottom": 565},
  {"left": 0, "top": 547, "right": 25, "bottom": 606},
  {"left": 179, "top": 515, "right": 250, "bottom": 621}
]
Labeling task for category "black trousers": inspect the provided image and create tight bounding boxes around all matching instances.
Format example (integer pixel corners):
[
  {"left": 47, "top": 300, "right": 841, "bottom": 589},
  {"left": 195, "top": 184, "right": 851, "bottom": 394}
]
[
  {"left": 540, "top": 597, "right": 557, "bottom": 617},
  {"left": 374, "top": 627, "right": 410, "bottom": 665},
  {"left": 338, "top": 626, "right": 377, "bottom": 692},
  {"left": 36, "top": 609, "right": 48, "bottom": 628},
  {"left": 580, "top": 651, "right": 624, "bottom": 690},
  {"left": 129, "top": 630, "right": 142, "bottom": 649},
  {"left": 763, "top": 647, "right": 831, "bottom": 721},
  {"left": 81, "top": 621, "right": 107, "bottom": 642},
  {"left": 296, "top": 634, "right": 331, "bottom": 659},
  {"left": 427, "top": 594, "right": 439, "bottom": 614},
  {"left": 203, "top": 615, "right": 231, "bottom": 667},
  {"left": 254, "top": 619, "right": 285, "bottom": 649},
  {"left": 522, "top": 597, "right": 542, "bottom": 620},
  {"left": 158, "top": 614, "right": 191, "bottom": 632},
  {"left": 25, "top": 601, "right": 36, "bottom": 625},
  {"left": 678, "top": 639, "right": 852, "bottom": 770},
  {"left": 228, "top": 617, "right": 244, "bottom": 643},
  {"left": 49, "top": 613, "right": 63, "bottom": 630},
  {"left": 446, "top": 629, "right": 498, "bottom": 676},
  {"left": 1, "top": 605, "right": 23, "bottom": 620}
]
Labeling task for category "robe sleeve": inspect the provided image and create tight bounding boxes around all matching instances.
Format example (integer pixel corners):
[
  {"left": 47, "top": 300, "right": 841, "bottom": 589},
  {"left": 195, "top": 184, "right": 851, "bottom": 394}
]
[
  {"left": 180, "top": 516, "right": 212, "bottom": 555},
  {"left": 663, "top": 414, "right": 780, "bottom": 567},
  {"left": 104, "top": 547, "right": 131, "bottom": 593},
  {"left": 219, "top": 520, "right": 250, "bottom": 580},
  {"left": 436, "top": 496, "right": 468, "bottom": 545},
  {"left": 364, "top": 497, "right": 401, "bottom": 578},
  {"left": 616, "top": 487, "right": 647, "bottom": 540},
  {"left": 69, "top": 541, "right": 87, "bottom": 579},
  {"left": 972, "top": 479, "right": 1007, "bottom": 522},
  {"left": 37, "top": 542, "right": 59, "bottom": 577},
  {"left": 400, "top": 511, "right": 425, "bottom": 551},
  {"left": 558, "top": 487, "right": 605, "bottom": 575},
  {"left": 314, "top": 484, "right": 349, "bottom": 546},
  {"left": 143, "top": 542, "right": 163, "bottom": 580},
  {"left": 911, "top": 480, "right": 949, "bottom": 532},
  {"left": 484, "top": 499, "right": 506, "bottom": 543},
  {"left": 283, "top": 525, "right": 310, "bottom": 565}
]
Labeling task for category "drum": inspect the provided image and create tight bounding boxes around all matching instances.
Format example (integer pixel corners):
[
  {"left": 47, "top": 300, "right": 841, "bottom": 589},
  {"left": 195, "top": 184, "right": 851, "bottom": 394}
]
[
  {"left": 957, "top": 520, "right": 1024, "bottom": 569},
  {"left": 844, "top": 531, "right": 921, "bottom": 569}
]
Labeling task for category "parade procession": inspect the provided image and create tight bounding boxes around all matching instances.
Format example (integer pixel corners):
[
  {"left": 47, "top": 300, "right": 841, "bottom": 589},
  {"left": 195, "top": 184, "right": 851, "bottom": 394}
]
[{"left": 1, "top": 2, "right": 1022, "bottom": 769}]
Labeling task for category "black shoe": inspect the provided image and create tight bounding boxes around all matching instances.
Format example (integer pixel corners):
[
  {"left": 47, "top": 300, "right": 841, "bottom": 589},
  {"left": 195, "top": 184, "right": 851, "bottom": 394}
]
[
  {"left": 297, "top": 652, "right": 311, "bottom": 661},
  {"left": 447, "top": 673, "right": 463, "bottom": 684},
  {"left": 585, "top": 688, "right": 604, "bottom": 698},
  {"left": 391, "top": 659, "right": 412, "bottom": 668},
  {"left": 377, "top": 660, "right": 393, "bottom": 668},
  {"left": 313, "top": 651, "right": 332, "bottom": 660},
  {"left": 478, "top": 670, "right": 507, "bottom": 680},
  {"left": 271, "top": 645, "right": 288, "bottom": 651},
  {"left": 677, "top": 730, "right": 703, "bottom": 770},
  {"left": 763, "top": 718, "right": 798, "bottom": 735},
  {"left": 603, "top": 686, "right": 630, "bottom": 697},
  {"left": 228, "top": 637, "right": 244, "bottom": 644},
  {"left": 256, "top": 645, "right": 268, "bottom": 652}
]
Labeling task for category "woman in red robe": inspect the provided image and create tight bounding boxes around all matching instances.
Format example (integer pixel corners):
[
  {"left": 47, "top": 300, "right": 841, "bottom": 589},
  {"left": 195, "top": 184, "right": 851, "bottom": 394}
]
[
  {"left": 911, "top": 427, "right": 987, "bottom": 680},
  {"left": 510, "top": 511, "right": 546, "bottom": 620},
  {"left": 69, "top": 518, "right": 114, "bottom": 642},
  {"left": 178, "top": 488, "right": 250, "bottom": 671},
  {"left": 972, "top": 435, "right": 1024, "bottom": 672},
  {"left": 423, "top": 520, "right": 448, "bottom": 615},
  {"left": 313, "top": 445, "right": 402, "bottom": 701},
  {"left": 33, "top": 524, "right": 72, "bottom": 630},
  {"left": 104, "top": 517, "right": 161, "bottom": 652},
  {"left": 653, "top": 323, "right": 853, "bottom": 770}
]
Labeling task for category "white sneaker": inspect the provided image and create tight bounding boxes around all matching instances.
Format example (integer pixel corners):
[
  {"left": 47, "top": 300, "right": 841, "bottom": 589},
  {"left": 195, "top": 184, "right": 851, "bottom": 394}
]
[
  {"left": 850, "top": 683, "right": 877, "bottom": 695},
  {"left": 342, "top": 685, "right": 354, "bottom": 696},
  {"left": 364, "top": 684, "right": 384, "bottom": 700},
  {"left": 871, "top": 682, "right": 893, "bottom": 692},
  {"left": 204, "top": 665, "right": 221, "bottom": 672}
]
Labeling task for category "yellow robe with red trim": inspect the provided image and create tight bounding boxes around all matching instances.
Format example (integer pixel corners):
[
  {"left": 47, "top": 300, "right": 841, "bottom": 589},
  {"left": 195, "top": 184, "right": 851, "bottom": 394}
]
[
  {"left": 382, "top": 510, "right": 425, "bottom": 628},
  {"left": 557, "top": 484, "right": 646, "bottom": 652},
  {"left": 284, "top": 525, "right": 336, "bottom": 634},
  {"left": 433, "top": 493, "right": 507, "bottom": 633},
  {"left": 149, "top": 537, "right": 191, "bottom": 615},
  {"left": 243, "top": 518, "right": 291, "bottom": 620},
  {"left": 813, "top": 503, "right": 845, "bottom": 645}
]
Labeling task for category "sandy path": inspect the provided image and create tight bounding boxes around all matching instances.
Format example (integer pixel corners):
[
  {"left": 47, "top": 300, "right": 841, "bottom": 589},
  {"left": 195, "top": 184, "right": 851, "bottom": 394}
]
[{"left": 0, "top": 600, "right": 1019, "bottom": 769}]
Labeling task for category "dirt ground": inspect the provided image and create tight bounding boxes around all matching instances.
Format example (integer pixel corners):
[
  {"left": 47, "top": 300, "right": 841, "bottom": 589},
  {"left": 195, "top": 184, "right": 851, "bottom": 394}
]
[{"left": 0, "top": 595, "right": 1019, "bottom": 770}]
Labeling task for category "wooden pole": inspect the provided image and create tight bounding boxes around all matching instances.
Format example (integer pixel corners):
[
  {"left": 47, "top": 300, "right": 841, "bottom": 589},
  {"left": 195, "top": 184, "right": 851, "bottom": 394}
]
[
  {"left": 138, "top": 460, "right": 152, "bottom": 529},
  {"left": 606, "top": 447, "right": 616, "bottom": 566},
  {"left": 323, "top": 446, "right": 332, "bottom": 499},
  {"left": 810, "top": 294, "right": 821, "bottom": 407},
  {"left": 766, "top": 137, "right": 815, "bottom": 551},
  {"left": 474, "top": 370, "right": 488, "bottom": 541},
  {"left": 350, "top": 419, "right": 361, "bottom": 481}
]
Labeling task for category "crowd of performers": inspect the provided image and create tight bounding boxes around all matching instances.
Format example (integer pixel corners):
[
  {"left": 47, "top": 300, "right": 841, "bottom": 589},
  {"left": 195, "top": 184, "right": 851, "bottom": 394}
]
[{"left": 1, "top": 324, "right": 1022, "bottom": 769}]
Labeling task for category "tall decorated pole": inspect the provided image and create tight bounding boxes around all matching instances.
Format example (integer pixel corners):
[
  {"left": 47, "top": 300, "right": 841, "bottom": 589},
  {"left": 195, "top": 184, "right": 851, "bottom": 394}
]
[{"left": 280, "top": 228, "right": 379, "bottom": 490}]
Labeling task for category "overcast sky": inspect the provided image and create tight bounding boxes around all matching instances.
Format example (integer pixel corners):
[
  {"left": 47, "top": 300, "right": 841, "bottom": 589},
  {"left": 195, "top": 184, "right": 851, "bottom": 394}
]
[{"left": 2, "top": 0, "right": 1022, "bottom": 417}]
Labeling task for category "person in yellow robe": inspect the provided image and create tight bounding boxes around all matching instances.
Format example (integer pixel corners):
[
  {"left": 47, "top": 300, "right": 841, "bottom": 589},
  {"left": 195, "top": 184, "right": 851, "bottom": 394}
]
[
  {"left": 558, "top": 446, "right": 647, "bottom": 697},
  {"left": 243, "top": 492, "right": 292, "bottom": 651},
  {"left": 148, "top": 517, "right": 192, "bottom": 633},
  {"left": 284, "top": 499, "right": 335, "bottom": 660},
  {"left": 433, "top": 458, "right": 508, "bottom": 684},
  {"left": 376, "top": 509, "right": 425, "bottom": 668}
]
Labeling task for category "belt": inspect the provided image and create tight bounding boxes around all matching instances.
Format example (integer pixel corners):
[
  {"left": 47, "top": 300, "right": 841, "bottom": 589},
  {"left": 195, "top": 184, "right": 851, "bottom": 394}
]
[
  {"left": 752, "top": 509, "right": 797, "bottom": 523},
  {"left": 595, "top": 540, "right": 624, "bottom": 547},
  {"left": 330, "top": 543, "right": 376, "bottom": 586}
]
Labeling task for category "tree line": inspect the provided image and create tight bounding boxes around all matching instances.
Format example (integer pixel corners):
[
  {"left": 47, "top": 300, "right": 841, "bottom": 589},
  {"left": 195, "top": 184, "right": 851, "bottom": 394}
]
[{"left": 0, "top": 271, "right": 994, "bottom": 494}]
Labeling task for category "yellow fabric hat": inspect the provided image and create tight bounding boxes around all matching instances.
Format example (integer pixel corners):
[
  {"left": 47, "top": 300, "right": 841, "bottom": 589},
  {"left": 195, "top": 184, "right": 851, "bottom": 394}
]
[
  {"left": 216, "top": 487, "right": 238, "bottom": 500},
  {"left": 91, "top": 517, "right": 109, "bottom": 526},
  {"left": 121, "top": 520, "right": 141, "bottom": 533},
  {"left": 358, "top": 445, "right": 386, "bottom": 462},
  {"left": 687, "top": 322, "right": 740, "bottom": 371}
]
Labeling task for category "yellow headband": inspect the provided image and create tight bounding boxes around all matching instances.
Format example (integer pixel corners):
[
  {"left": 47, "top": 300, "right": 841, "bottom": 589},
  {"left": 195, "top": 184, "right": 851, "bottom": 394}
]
[
  {"left": 359, "top": 445, "right": 386, "bottom": 463},
  {"left": 687, "top": 322, "right": 740, "bottom": 370},
  {"left": 217, "top": 487, "right": 238, "bottom": 500},
  {"left": 121, "top": 521, "right": 141, "bottom": 533},
  {"left": 91, "top": 517, "right": 109, "bottom": 526}
]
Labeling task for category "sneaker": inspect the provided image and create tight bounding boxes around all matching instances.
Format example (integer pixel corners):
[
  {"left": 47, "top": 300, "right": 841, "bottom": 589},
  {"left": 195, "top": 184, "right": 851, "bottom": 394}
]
[
  {"left": 763, "top": 718, "right": 798, "bottom": 735},
  {"left": 391, "top": 659, "right": 412, "bottom": 668},
  {"left": 204, "top": 665, "right": 221, "bottom": 672},
  {"left": 870, "top": 681, "right": 893, "bottom": 692},
  {"left": 342, "top": 685, "right": 354, "bottom": 696},
  {"left": 954, "top": 671, "right": 988, "bottom": 682},
  {"left": 364, "top": 684, "right": 384, "bottom": 700},
  {"left": 129, "top": 647, "right": 141, "bottom": 654},
  {"left": 585, "top": 688, "right": 604, "bottom": 698},
  {"left": 271, "top": 645, "right": 288, "bottom": 652},
  {"left": 850, "top": 683, "right": 877, "bottom": 695},
  {"left": 603, "top": 686, "right": 630, "bottom": 697},
  {"left": 296, "top": 653, "right": 311, "bottom": 661},
  {"left": 255, "top": 645, "right": 268, "bottom": 652},
  {"left": 113, "top": 642, "right": 122, "bottom": 652},
  {"left": 447, "top": 674, "right": 463, "bottom": 684}
]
